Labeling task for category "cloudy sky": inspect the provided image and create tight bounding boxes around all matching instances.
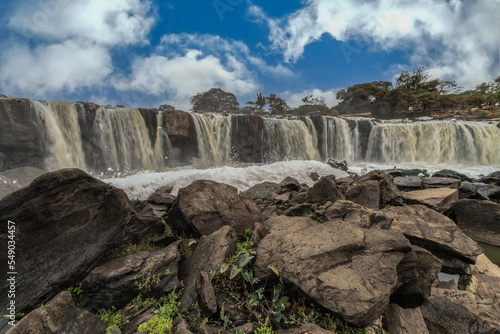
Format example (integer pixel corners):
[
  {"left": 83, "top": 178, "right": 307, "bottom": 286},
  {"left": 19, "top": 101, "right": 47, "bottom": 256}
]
[{"left": 0, "top": 0, "right": 499, "bottom": 110}]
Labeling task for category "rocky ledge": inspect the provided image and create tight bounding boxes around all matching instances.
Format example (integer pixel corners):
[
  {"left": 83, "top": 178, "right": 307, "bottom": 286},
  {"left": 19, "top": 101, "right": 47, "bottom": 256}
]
[{"left": 1, "top": 168, "right": 499, "bottom": 334}]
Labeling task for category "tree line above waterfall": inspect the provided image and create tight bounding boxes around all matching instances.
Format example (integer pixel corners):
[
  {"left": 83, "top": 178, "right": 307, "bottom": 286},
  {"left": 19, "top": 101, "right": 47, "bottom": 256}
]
[{"left": 186, "top": 67, "right": 500, "bottom": 119}]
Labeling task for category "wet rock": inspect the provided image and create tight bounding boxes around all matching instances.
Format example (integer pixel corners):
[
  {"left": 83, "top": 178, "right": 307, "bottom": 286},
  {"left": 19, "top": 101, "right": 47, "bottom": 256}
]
[
  {"left": 380, "top": 205, "right": 483, "bottom": 264},
  {"left": 423, "top": 177, "right": 461, "bottom": 189},
  {"left": 81, "top": 242, "right": 181, "bottom": 312},
  {"left": 452, "top": 199, "right": 500, "bottom": 247},
  {"left": 477, "top": 184, "right": 500, "bottom": 202},
  {"left": 168, "top": 180, "right": 263, "bottom": 238},
  {"left": 401, "top": 188, "right": 459, "bottom": 213},
  {"left": 306, "top": 175, "right": 346, "bottom": 205},
  {"left": 147, "top": 187, "right": 176, "bottom": 207},
  {"left": 327, "top": 158, "right": 348, "bottom": 172},
  {"left": 393, "top": 176, "right": 423, "bottom": 192},
  {"left": 309, "top": 172, "right": 320, "bottom": 181},
  {"left": 179, "top": 226, "right": 237, "bottom": 309},
  {"left": 460, "top": 182, "right": 479, "bottom": 199},
  {"left": 254, "top": 217, "right": 411, "bottom": 327},
  {"left": 6, "top": 291, "right": 106, "bottom": 334},
  {"left": 432, "top": 169, "right": 473, "bottom": 183},
  {"left": 0, "top": 169, "right": 162, "bottom": 314},
  {"left": 383, "top": 303, "right": 429, "bottom": 334}
]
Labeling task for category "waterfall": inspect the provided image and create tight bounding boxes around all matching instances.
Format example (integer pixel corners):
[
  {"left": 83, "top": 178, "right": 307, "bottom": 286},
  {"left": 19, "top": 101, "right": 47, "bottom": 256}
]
[
  {"left": 366, "top": 121, "right": 500, "bottom": 165},
  {"left": 190, "top": 113, "right": 232, "bottom": 166},
  {"left": 323, "top": 117, "right": 358, "bottom": 161},
  {"left": 154, "top": 110, "right": 172, "bottom": 165},
  {"left": 32, "top": 100, "right": 87, "bottom": 171},
  {"left": 94, "top": 107, "right": 165, "bottom": 172},
  {"left": 261, "top": 117, "right": 319, "bottom": 163}
]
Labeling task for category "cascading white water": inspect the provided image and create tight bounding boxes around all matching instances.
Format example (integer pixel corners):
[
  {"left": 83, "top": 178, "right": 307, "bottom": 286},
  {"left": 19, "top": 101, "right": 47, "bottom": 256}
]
[
  {"left": 190, "top": 113, "right": 232, "bottom": 166},
  {"left": 261, "top": 117, "right": 319, "bottom": 162},
  {"left": 154, "top": 111, "right": 172, "bottom": 165},
  {"left": 32, "top": 100, "right": 87, "bottom": 170},
  {"left": 323, "top": 117, "right": 358, "bottom": 161},
  {"left": 366, "top": 121, "right": 500, "bottom": 166},
  {"left": 94, "top": 107, "right": 165, "bottom": 172}
]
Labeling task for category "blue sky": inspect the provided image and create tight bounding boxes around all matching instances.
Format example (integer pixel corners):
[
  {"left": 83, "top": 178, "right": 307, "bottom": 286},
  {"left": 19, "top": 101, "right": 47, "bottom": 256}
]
[{"left": 0, "top": 0, "right": 499, "bottom": 110}]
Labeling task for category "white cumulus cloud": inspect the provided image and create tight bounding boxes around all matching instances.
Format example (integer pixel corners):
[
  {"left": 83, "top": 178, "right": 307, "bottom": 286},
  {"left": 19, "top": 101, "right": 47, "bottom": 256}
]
[
  {"left": 281, "top": 88, "right": 339, "bottom": 108},
  {"left": 249, "top": 0, "right": 500, "bottom": 88}
]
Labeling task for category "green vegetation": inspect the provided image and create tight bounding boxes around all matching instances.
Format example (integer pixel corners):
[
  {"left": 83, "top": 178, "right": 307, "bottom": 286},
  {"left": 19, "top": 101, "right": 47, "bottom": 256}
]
[
  {"left": 97, "top": 306, "right": 123, "bottom": 328},
  {"left": 188, "top": 69, "right": 500, "bottom": 118},
  {"left": 137, "top": 289, "right": 181, "bottom": 334},
  {"left": 119, "top": 241, "right": 162, "bottom": 257},
  {"left": 67, "top": 282, "right": 82, "bottom": 305},
  {"left": 207, "top": 229, "right": 365, "bottom": 333}
]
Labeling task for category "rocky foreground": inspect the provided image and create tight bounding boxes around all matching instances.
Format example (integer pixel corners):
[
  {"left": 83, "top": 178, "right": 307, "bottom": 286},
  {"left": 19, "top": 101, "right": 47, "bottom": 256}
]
[{"left": 1, "top": 167, "right": 500, "bottom": 334}]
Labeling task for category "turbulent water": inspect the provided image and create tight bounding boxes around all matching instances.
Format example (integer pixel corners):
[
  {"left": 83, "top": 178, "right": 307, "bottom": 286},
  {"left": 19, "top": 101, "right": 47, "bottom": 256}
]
[
  {"left": 366, "top": 121, "right": 500, "bottom": 166},
  {"left": 103, "top": 160, "right": 349, "bottom": 200},
  {"left": 28, "top": 100, "right": 500, "bottom": 176},
  {"left": 33, "top": 101, "right": 87, "bottom": 170}
]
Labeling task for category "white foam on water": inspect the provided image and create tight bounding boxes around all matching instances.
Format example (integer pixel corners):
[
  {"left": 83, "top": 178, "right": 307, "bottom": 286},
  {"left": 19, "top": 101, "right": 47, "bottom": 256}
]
[{"left": 102, "top": 160, "right": 349, "bottom": 200}]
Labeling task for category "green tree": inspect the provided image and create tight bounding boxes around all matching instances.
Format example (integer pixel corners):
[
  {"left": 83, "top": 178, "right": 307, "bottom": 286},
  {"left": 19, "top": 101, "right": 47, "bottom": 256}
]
[
  {"left": 247, "top": 92, "right": 267, "bottom": 111},
  {"left": 189, "top": 88, "right": 240, "bottom": 113},
  {"left": 266, "top": 94, "right": 289, "bottom": 115}
]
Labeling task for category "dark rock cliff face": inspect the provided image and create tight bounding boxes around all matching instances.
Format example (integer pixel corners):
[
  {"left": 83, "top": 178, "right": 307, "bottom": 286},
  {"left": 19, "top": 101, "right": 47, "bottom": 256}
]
[
  {"left": 231, "top": 115, "right": 263, "bottom": 163},
  {"left": 0, "top": 97, "right": 45, "bottom": 171},
  {"left": 162, "top": 109, "right": 198, "bottom": 165}
]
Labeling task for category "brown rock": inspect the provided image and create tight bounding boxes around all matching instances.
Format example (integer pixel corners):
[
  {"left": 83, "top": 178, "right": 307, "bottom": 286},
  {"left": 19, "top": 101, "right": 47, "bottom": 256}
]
[
  {"left": 0, "top": 169, "right": 161, "bottom": 314},
  {"left": 254, "top": 217, "right": 411, "bottom": 327},
  {"left": 5, "top": 291, "right": 106, "bottom": 334},
  {"left": 81, "top": 242, "right": 181, "bottom": 312},
  {"left": 402, "top": 188, "right": 459, "bottom": 213},
  {"left": 168, "top": 180, "right": 263, "bottom": 237},
  {"left": 346, "top": 180, "right": 380, "bottom": 210},
  {"left": 383, "top": 303, "right": 429, "bottom": 334},
  {"left": 179, "top": 226, "right": 237, "bottom": 309},
  {"left": 452, "top": 199, "right": 500, "bottom": 247},
  {"left": 306, "top": 175, "right": 346, "bottom": 205},
  {"left": 380, "top": 205, "right": 482, "bottom": 264},
  {"left": 324, "top": 200, "right": 392, "bottom": 229},
  {"left": 423, "top": 177, "right": 461, "bottom": 189}
]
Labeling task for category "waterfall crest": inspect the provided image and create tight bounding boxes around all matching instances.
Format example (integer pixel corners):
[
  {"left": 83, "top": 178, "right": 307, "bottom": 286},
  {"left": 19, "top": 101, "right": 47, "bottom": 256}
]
[
  {"left": 33, "top": 101, "right": 87, "bottom": 170},
  {"left": 366, "top": 121, "right": 500, "bottom": 165},
  {"left": 261, "top": 117, "right": 320, "bottom": 163},
  {"left": 191, "top": 113, "right": 232, "bottom": 166},
  {"left": 94, "top": 107, "right": 165, "bottom": 172}
]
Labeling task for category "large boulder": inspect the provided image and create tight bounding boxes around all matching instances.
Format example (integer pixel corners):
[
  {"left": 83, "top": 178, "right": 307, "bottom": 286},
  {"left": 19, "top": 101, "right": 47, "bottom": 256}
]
[
  {"left": 254, "top": 217, "right": 411, "bottom": 327},
  {"left": 432, "top": 169, "right": 473, "bottom": 183},
  {"left": 306, "top": 175, "right": 345, "bottom": 204},
  {"left": 391, "top": 246, "right": 442, "bottom": 308},
  {"left": 479, "top": 171, "right": 500, "bottom": 186},
  {"left": 324, "top": 200, "right": 393, "bottom": 229},
  {"left": 393, "top": 176, "right": 423, "bottom": 191},
  {"left": 380, "top": 205, "right": 483, "bottom": 265},
  {"left": 467, "top": 254, "right": 500, "bottom": 331},
  {"left": 383, "top": 303, "right": 429, "bottom": 334},
  {"left": 420, "top": 288, "right": 497, "bottom": 334},
  {"left": 0, "top": 169, "right": 162, "bottom": 313},
  {"left": 168, "top": 180, "right": 263, "bottom": 237},
  {"left": 81, "top": 241, "right": 181, "bottom": 312},
  {"left": 346, "top": 180, "right": 380, "bottom": 210},
  {"left": 423, "top": 177, "right": 461, "bottom": 189},
  {"left": 452, "top": 199, "right": 500, "bottom": 247},
  {"left": 352, "top": 170, "right": 401, "bottom": 207},
  {"left": 5, "top": 291, "right": 106, "bottom": 334},
  {"left": 178, "top": 226, "right": 238, "bottom": 309},
  {"left": 402, "top": 188, "right": 459, "bottom": 213}
]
